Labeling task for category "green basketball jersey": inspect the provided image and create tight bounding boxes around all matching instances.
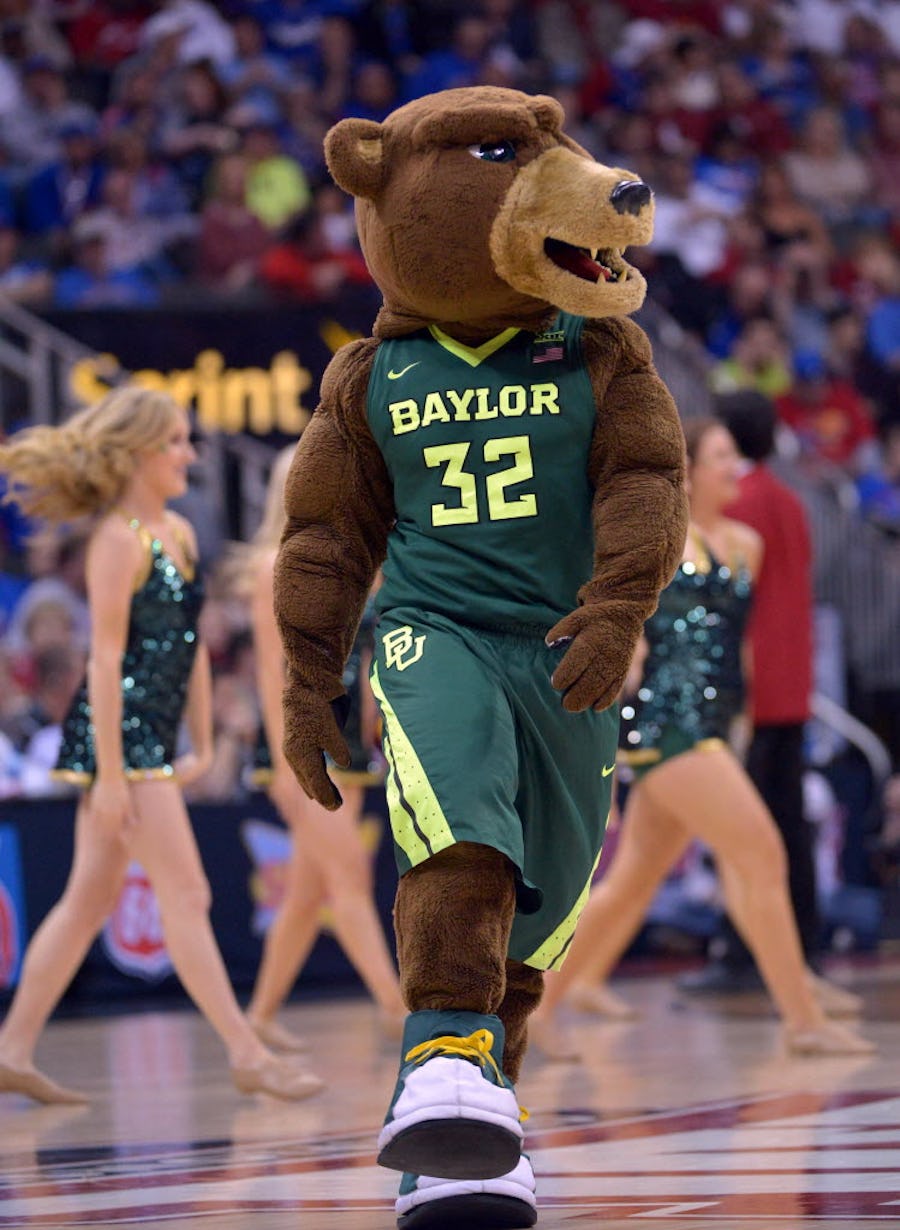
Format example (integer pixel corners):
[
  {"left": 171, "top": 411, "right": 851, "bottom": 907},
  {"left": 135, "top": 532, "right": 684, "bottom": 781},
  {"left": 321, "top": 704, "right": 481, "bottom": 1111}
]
[{"left": 366, "top": 313, "right": 597, "bottom": 632}]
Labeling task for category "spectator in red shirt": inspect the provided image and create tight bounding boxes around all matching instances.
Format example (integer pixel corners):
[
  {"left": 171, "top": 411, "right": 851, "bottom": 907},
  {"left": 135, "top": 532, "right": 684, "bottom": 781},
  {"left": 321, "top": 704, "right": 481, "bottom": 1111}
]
[
  {"left": 259, "top": 209, "right": 373, "bottom": 302},
  {"left": 680, "top": 389, "right": 824, "bottom": 996},
  {"left": 776, "top": 349, "right": 878, "bottom": 472},
  {"left": 714, "top": 62, "right": 792, "bottom": 158},
  {"left": 66, "top": 2, "right": 151, "bottom": 70},
  {"left": 619, "top": 1, "right": 722, "bottom": 34},
  {"left": 196, "top": 151, "right": 269, "bottom": 293}
]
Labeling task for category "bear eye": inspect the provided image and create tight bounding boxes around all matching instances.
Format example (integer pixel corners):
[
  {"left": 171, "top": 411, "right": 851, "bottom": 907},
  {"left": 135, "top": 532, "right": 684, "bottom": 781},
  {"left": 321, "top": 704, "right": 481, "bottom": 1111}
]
[{"left": 468, "top": 140, "right": 516, "bottom": 163}]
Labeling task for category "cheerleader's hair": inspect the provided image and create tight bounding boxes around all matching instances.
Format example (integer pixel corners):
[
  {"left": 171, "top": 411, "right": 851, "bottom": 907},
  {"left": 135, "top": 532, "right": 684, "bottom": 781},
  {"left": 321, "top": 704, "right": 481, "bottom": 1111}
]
[
  {"left": 0, "top": 386, "right": 183, "bottom": 522},
  {"left": 682, "top": 414, "right": 728, "bottom": 465}
]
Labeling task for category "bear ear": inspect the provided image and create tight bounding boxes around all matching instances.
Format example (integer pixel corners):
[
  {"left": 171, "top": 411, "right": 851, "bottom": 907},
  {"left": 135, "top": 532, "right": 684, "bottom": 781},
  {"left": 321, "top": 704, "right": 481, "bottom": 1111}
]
[
  {"left": 324, "top": 118, "right": 384, "bottom": 199},
  {"left": 530, "top": 94, "right": 565, "bottom": 131}
]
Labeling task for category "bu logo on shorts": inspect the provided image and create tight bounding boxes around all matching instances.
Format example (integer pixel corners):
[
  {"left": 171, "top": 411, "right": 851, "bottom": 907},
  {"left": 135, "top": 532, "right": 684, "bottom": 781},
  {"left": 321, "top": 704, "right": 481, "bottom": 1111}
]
[{"left": 383, "top": 626, "right": 425, "bottom": 671}]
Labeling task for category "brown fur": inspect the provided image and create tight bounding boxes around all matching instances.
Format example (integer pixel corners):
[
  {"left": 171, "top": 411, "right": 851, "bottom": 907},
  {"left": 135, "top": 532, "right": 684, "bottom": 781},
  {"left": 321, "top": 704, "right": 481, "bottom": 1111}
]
[
  {"left": 394, "top": 843, "right": 516, "bottom": 1015},
  {"left": 273, "top": 87, "right": 687, "bottom": 1086},
  {"left": 393, "top": 847, "right": 539, "bottom": 1080},
  {"left": 549, "top": 317, "right": 688, "bottom": 708},
  {"left": 498, "top": 961, "right": 545, "bottom": 1083},
  {"left": 275, "top": 338, "right": 395, "bottom": 805}
]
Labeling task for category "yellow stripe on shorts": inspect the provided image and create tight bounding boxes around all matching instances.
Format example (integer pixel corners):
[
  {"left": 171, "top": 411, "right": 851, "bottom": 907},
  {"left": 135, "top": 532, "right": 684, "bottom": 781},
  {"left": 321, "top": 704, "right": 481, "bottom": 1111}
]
[
  {"left": 370, "top": 663, "right": 456, "bottom": 866},
  {"left": 524, "top": 841, "right": 605, "bottom": 971}
]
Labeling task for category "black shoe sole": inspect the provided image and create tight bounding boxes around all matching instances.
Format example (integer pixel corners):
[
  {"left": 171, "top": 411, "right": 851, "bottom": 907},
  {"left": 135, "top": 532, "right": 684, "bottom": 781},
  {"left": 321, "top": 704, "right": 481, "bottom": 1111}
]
[
  {"left": 398, "top": 1194, "right": 537, "bottom": 1230},
  {"left": 378, "top": 1119, "right": 522, "bottom": 1179}
]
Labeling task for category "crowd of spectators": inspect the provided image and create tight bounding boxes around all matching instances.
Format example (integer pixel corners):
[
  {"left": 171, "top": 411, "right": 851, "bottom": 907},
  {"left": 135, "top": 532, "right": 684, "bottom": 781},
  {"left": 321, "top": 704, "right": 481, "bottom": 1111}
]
[
  {"left": 0, "top": 2, "right": 900, "bottom": 907},
  {"left": 0, "top": 2, "right": 894, "bottom": 513}
]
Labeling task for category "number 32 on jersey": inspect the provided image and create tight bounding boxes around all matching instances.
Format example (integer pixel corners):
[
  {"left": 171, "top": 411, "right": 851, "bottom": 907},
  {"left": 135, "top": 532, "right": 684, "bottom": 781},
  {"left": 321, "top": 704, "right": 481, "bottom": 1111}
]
[{"left": 424, "top": 435, "right": 537, "bottom": 525}]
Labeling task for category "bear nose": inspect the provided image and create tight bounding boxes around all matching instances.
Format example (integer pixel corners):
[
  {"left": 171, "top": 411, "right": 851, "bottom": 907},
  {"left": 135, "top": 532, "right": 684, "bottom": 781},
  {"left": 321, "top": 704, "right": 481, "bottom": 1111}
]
[{"left": 610, "top": 180, "right": 652, "bottom": 215}]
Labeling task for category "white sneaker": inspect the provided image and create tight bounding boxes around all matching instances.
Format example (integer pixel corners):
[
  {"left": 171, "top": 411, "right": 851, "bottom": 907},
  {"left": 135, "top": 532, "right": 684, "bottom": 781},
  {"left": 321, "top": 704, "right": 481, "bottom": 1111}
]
[
  {"left": 378, "top": 1010, "right": 523, "bottom": 1179},
  {"left": 396, "top": 1154, "right": 537, "bottom": 1229}
]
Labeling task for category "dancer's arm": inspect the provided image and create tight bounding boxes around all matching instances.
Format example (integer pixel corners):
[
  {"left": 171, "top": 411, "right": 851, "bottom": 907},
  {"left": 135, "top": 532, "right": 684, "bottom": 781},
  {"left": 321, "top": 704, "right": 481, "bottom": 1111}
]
[
  {"left": 623, "top": 634, "right": 649, "bottom": 698},
  {"left": 166, "top": 514, "right": 213, "bottom": 787},
  {"left": 360, "top": 645, "right": 377, "bottom": 754},
  {"left": 83, "top": 517, "right": 143, "bottom": 835},
  {"left": 252, "top": 551, "right": 299, "bottom": 819},
  {"left": 729, "top": 517, "right": 764, "bottom": 756},
  {"left": 175, "top": 643, "right": 215, "bottom": 786}
]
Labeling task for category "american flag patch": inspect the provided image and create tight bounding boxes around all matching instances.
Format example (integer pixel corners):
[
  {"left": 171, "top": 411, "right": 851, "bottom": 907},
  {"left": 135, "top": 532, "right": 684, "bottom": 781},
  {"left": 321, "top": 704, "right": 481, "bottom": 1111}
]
[{"left": 531, "top": 329, "right": 566, "bottom": 364}]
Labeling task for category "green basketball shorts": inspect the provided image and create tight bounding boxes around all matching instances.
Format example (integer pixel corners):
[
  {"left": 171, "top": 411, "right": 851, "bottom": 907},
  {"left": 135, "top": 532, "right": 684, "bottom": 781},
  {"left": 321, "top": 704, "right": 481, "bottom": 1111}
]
[{"left": 371, "top": 607, "right": 618, "bottom": 970}]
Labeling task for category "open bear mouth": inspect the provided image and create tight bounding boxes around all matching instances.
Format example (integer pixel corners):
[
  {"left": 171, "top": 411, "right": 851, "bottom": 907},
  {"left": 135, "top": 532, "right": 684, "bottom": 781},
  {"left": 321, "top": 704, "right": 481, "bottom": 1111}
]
[{"left": 544, "top": 239, "right": 628, "bottom": 284}]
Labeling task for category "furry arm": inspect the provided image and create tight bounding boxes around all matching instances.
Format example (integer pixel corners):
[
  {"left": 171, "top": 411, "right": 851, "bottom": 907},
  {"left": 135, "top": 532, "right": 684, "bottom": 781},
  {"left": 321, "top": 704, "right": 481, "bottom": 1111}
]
[
  {"left": 548, "top": 317, "right": 688, "bottom": 712},
  {"left": 274, "top": 337, "right": 395, "bottom": 807}
]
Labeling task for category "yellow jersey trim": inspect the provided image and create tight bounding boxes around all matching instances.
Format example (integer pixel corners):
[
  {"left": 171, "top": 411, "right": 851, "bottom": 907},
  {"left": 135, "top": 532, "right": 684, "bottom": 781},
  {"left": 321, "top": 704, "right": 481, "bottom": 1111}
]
[
  {"left": 427, "top": 324, "right": 520, "bottom": 367},
  {"left": 524, "top": 841, "right": 605, "bottom": 972},
  {"left": 128, "top": 520, "right": 155, "bottom": 592},
  {"left": 618, "top": 748, "right": 662, "bottom": 766},
  {"left": 619, "top": 737, "right": 728, "bottom": 770},
  {"left": 125, "top": 513, "right": 197, "bottom": 591},
  {"left": 370, "top": 663, "right": 455, "bottom": 865},
  {"left": 695, "top": 737, "right": 727, "bottom": 754}
]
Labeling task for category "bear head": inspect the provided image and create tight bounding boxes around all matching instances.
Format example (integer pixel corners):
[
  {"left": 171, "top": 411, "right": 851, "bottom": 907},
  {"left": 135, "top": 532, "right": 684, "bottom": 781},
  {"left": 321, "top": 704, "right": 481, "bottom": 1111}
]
[{"left": 325, "top": 86, "right": 655, "bottom": 338}]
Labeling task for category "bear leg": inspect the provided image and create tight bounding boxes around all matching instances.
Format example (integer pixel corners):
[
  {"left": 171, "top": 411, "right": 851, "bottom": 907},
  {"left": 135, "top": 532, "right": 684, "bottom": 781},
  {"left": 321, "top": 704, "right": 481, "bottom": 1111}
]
[
  {"left": 394, "top": 841, "right": 516, "bottom": 1014},
  {"left": 378, "top": 842, "right": 522, "bottom": 1180},
  {"left": 498, "top": 960, "right": 545, "bottom": 1085}
]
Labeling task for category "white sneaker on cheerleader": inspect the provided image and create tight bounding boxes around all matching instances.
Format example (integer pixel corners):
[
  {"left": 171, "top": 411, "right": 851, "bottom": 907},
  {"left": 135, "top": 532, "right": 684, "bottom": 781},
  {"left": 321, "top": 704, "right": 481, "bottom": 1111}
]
[
  {"left": 396, "top": 1154, "right": 537, "bottom": 1229},
  {"left": 377, "top": 1010, "right": 524, "bottom": 1180}
]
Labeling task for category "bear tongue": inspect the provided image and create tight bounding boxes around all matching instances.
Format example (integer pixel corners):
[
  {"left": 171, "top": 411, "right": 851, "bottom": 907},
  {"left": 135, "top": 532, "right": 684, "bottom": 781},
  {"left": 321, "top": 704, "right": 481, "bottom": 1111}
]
[{"left": 545, "top": 238, "right": 612, "bottom": 283}]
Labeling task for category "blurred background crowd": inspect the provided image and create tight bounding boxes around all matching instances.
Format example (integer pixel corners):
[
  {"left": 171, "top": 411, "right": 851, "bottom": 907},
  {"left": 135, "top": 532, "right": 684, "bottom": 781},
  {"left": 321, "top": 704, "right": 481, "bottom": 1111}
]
[
  {"left": 0, "top": 1, "right": 894, "bottom": 517},
  {"left": 0, "top": 0, "right": 898, "bottom": 955}
]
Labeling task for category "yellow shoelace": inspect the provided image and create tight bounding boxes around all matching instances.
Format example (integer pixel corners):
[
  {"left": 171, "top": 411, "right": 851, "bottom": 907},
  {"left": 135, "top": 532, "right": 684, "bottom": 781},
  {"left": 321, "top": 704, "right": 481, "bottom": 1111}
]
[
  {"left": 403, "top": 1028, "right": 530, "bottom": 1124},
  {"left": 404, "top": 1028, "right": 502, "bottom": 1082}
]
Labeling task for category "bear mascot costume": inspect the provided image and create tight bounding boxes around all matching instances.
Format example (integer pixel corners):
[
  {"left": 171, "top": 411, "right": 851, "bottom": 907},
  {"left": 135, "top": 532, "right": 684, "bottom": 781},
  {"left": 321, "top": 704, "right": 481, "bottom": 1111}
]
[{"left": 273, "top": 86, "right": 689, "bottom": 1229}]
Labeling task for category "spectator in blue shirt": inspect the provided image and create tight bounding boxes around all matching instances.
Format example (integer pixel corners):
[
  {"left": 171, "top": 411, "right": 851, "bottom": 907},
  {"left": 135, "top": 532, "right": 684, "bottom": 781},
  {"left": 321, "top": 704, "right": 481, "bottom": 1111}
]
[
  {"left": 0, "top": 226, "right": 52, "bottom": 305},
  {"left": 853, "top": 238, "right": 900, "bottom": 376},
  {"left": 869, "top": 298, "right": 900, "bottom": 372},
  {"left": 218, "top": 13, "right": 291, "bottom": 119},
  {"left": 400, "top": 13, "right": 491, "bottom": 103},
  {"left": 0, "top": 57, "right": 98, "bottom": 185},
  {"left": 23, "top": 115, "right": 105, "bottom": 247},
  {"left": 692, "top": 121, "right": 759, "bottom": 214},
  {"left": 52, "top": 213, "right": 158, "bottom": 307},
  {"left": 341, "top": 59, "right": 397, "bottom": 123},
  {"left": 0, "top": 173, "right": 14, "bottom": 228}
]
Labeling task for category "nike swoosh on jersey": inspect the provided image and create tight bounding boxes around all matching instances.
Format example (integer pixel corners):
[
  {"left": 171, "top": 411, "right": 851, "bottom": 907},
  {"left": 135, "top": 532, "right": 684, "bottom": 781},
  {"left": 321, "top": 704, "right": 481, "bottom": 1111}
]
[
  {"left": 602, "top": 764, "right": 616, "bottom": 777},
  {"left": 387, "top": 362, "right": 421, "bottom": 379}
]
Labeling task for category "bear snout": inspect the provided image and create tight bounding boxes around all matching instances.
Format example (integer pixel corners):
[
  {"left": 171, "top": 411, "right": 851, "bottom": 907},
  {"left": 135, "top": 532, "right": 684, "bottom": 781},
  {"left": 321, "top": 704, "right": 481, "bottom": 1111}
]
[{"left": 610, "top": 180, "right": 652, "bottom": 216}]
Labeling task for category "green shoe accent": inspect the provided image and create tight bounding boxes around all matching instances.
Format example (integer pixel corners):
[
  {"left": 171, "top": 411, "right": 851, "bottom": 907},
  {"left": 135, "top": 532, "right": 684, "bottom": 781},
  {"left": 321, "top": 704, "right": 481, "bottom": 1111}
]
[{"left": 399, "top": 1172, "right": 418, "bottom": 1198}]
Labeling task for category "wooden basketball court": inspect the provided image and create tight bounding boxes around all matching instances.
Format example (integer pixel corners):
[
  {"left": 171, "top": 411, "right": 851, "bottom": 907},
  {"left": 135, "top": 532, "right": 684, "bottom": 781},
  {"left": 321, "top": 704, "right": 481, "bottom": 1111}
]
[{"left": 2, "top": 958, "right": 899, "bottom": 1229}]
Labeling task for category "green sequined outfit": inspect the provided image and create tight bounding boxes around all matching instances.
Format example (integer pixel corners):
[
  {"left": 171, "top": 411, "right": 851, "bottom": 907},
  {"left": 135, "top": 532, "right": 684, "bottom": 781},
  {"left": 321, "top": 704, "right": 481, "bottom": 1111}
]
[
  {"left": 53, "top": 520, "right": 203, "bottom": 784},
  {"left": 620, "top": 543, "right": 752, "bottom": 776}
]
